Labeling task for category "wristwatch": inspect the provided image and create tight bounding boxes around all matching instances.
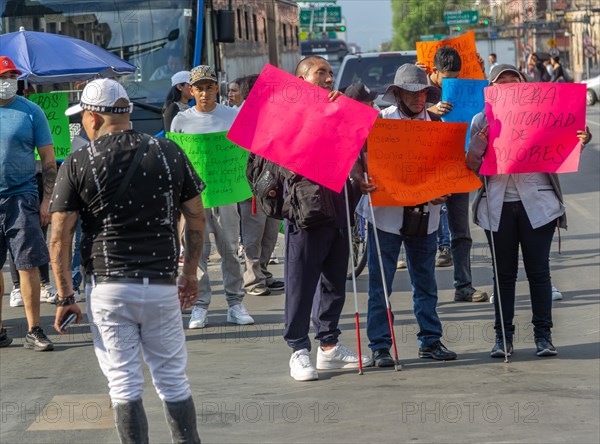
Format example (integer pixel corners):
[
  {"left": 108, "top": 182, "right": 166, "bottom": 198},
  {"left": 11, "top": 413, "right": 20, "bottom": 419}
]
[{"left": 56, "top": 294, "right": 76, "bottom": 306}]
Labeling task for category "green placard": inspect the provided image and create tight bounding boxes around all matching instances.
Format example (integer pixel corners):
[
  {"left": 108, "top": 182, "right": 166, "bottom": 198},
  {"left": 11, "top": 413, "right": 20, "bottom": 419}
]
[
  {"left": 29, "top": 92, "right": 71, "bottom": 160},
  {"left": 166, "top": 131, "right": 252, "bottom": 208}
]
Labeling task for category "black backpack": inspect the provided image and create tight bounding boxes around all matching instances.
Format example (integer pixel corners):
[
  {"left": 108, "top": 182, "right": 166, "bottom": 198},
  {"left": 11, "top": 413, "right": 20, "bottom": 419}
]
[
  {"left": 282, "top": 175, "right": 337, "bottom": 230},
  {"left": 246, "top": 153, "right": 288, "bottom": 220}
]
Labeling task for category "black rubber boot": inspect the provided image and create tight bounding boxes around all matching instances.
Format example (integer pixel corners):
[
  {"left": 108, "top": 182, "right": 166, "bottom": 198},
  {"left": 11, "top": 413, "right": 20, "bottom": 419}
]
[
  {"left": 112, "top": 399, "right": 149, "bottom": 444},
  {"left": 163, "top": 396, "right": 201, "bottom": 444}
]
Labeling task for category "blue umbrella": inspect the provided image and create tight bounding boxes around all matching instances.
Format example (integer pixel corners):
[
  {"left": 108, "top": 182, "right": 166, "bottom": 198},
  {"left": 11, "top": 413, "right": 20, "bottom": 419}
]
[{"left": 0, "top": 28, "right": 137, "bottom": 84}]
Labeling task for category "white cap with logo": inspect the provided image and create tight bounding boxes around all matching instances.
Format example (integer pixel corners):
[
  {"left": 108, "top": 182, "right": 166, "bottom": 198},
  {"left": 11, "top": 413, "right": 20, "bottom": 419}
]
[{"left": 65, "top": 78, "right": 133, "bottom": 116}]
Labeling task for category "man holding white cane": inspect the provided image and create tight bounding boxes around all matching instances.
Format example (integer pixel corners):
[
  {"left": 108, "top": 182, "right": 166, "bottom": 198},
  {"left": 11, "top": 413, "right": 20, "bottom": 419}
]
[{"left": 352, "top": 64, "right": 458, "bottom": 367}]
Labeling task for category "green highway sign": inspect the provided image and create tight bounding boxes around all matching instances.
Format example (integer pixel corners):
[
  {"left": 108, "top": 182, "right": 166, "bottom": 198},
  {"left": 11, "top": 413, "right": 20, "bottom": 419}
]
[
  {"left": 419, "top": 34, "right": 446, "bottom": 41},
  {"left": 300, "top": 6, "right": 342, "bottom": 26},
  {"left": 443, "top": 10, "right": 479, "bottom": 26}
]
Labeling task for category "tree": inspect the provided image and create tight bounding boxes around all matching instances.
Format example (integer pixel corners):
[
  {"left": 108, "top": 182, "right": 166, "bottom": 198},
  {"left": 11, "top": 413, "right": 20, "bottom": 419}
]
[{"left": 390, "top": 0, "right": 472, "bottom": 50}]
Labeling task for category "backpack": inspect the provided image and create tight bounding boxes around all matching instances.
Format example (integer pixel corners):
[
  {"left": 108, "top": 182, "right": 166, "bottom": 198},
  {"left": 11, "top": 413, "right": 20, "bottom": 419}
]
[
  {"left": 246, "top": 153, "right": 288, "bottom": 220},
  {"left": 282, "top": 175, "right": 337, "bottom": 230}
]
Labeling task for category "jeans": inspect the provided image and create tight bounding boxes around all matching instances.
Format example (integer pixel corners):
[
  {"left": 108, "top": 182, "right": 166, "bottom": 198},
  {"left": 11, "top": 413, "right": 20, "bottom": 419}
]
[
  {"left": 0, "top": 193, "right": 49, "bottom": 270},
  {"left": 367, "top": 228, "right": 442, "bottom": 350},
  {"left": 445, "top": 192, "right": 475, "bottom": 295},
  {"left": 485, "top": 201, "right": 555, "bottom": 340},
  {"left": 437, "top": 203, "right": 450, "bottom": 248}
]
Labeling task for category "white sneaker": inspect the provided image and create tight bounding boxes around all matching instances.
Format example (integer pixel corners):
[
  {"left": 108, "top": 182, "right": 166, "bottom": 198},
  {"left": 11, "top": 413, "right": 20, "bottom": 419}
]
[
  {"left": 41, "top": 284, "right": 58, "bottom": 303},
  {"left": 189, "top": 306, "right": 208, "bottom": 329},
  {"left": 490, "top": 294, "right": 495, "bottom": 304},
  {"left": 9, "top": 288, "right": 23, "bottom": 307},
  {"left": 227, "top": 303, "right": 254, "bottom": 325},
  {"left": 316, "top": 343, "right": 372, "bottom": 370},
  {"left": 551, "top": 286, "right": 563, "bottom": 301},
  {"left": 289, "top": 349, "right": 318, "bottom": 381}
]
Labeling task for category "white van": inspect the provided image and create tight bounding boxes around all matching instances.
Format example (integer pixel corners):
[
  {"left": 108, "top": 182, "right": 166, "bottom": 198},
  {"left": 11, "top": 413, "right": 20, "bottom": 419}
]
[{"left": 334, "top": 51, "right": 417, "bottom": 107}]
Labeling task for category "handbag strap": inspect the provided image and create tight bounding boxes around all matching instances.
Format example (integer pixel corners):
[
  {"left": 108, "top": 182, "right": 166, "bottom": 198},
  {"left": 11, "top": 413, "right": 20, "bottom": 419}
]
[{"left": 95, "top": 134, "right": 150, "bottom": 225}]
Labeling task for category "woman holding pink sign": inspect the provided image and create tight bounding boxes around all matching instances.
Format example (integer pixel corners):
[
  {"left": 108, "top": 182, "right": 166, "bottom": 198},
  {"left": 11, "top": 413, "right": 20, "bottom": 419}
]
[{"left": 466, "top": 64, "right": 591, "bottom": 360}]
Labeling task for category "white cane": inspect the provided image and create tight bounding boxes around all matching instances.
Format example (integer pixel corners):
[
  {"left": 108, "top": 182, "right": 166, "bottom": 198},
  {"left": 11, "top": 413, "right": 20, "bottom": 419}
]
[
  {"left": 364, "top": 173, "right": 402, "bottom": 371},
  {"left": 483, "top": 176, "right": 510, "bottom": 363},
  {"left": 344, "top": 182, "right": 365, "bottom": 375}
]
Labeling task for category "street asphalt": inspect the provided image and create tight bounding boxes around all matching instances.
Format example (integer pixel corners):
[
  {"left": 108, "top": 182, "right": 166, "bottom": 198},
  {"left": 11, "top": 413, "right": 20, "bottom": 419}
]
[{"left": 1, "top": 106, "right": 598, "bottom": 444}]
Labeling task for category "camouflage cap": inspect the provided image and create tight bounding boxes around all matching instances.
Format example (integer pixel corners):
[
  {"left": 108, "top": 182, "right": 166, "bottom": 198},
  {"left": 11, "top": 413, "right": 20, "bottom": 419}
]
[{"left": 189, "top": 65, "right": 217, "bottom": 85}]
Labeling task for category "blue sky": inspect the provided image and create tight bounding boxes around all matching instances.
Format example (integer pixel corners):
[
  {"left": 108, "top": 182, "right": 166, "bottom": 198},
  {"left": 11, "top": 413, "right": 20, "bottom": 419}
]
[{"left": 336, "top": 0, "right": 393, "bottom": 51}]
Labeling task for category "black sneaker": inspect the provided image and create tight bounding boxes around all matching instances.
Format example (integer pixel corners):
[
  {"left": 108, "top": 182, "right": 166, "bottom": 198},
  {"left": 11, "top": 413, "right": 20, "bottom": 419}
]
[
  {"left": 418, "top": 341, "right": 457, "bottom": 361},
  {"left": 267, "top": 280, "right": 285, "bottom": 291},
  {"left": 490, "top": 338, "right": 513, "bottom": 358},
  {"left": 535, "top": 337, "right": 557, "bottom": 357},
  {"left": 373, "top": 349, "right": 396, "bottom": 367},
  {"left": 24, "top": 326, "right": 54, "bottom": 351},
  {"left": 0, "top": 328, "right": 13, "bottom": 348}
]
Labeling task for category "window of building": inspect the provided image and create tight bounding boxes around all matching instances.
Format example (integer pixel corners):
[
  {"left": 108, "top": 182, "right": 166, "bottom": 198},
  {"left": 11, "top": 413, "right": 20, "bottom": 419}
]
[
  {"left": 263, "top": 17, "right": 268, "bottom": 43},
  {"left": 253, "top": 14, "right": 258, "bottom": 42}
]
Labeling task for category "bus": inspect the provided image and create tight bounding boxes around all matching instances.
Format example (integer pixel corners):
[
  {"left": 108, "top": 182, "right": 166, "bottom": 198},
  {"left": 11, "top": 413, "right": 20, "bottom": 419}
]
[
  {"left": 0, "top": 0, "right": 300, "bottom": 133},
  {"left": 300, "top": 39, "right": 349, "bottom": 77}
]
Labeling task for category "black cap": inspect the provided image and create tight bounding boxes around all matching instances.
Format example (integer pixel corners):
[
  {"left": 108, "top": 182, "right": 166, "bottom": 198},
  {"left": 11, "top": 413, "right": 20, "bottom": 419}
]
[
  {"left": 489, "top": 64, "right": 527, "bottom": 83},
  {"left": 345, "top": 83, "right": 378, "bottom": 102}
]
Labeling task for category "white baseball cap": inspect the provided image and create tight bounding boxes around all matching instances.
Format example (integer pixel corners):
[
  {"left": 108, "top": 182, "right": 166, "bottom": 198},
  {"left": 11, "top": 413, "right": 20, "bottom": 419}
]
[
  {"left": 171, "top": 70, "right": 191, "bottom": 86},
  {"left": 65, "top": 78, "right": 133, "bottom": 116}
]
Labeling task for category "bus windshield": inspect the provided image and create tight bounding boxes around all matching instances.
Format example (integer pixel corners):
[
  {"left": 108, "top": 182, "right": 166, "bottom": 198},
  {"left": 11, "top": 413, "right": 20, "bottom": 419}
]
[{"left": 0, "top": 0, "right": 196, "bottom": 105}]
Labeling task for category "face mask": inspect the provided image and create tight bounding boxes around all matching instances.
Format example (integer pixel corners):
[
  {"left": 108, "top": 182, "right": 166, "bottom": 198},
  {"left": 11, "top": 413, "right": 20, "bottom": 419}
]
[{"left": 0, "top": 78, "right": 18, "bottom": 100}]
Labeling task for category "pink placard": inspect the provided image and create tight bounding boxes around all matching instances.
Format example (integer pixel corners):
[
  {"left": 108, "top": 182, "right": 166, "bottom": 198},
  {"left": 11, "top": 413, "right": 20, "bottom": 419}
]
[
  {"left": 480, "top": 82, "right": 586, "bottom": 175},
  {"left": 227, "top": 64, "right": 379, "bottom": 192}
]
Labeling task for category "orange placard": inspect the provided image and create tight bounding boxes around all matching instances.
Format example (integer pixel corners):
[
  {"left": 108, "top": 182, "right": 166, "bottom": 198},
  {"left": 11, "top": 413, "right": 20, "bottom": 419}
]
[
  {"left": 416, "top": 30, "right": 485, "bottom": 80},
  {"left": 368, "top": 119, "right": 482, "bottom": 206}
]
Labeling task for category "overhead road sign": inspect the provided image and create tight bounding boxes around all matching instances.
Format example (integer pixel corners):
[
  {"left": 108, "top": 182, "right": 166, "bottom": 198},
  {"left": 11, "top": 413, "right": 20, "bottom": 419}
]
[
  {"left": 443, "top": 10, "right": 479, "bottom": 26},
  {"left": 300, "top": 6, "right": 342, "bottom": 26}
]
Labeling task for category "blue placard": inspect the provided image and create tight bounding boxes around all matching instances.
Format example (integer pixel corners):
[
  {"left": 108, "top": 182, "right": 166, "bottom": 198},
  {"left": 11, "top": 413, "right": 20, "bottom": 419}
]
[{"left": 441, "top": 78, "right": 489, "bottom": 151}]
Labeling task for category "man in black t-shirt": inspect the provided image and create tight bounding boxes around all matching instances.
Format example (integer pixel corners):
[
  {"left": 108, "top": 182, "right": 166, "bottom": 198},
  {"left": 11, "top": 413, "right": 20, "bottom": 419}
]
[{"left": 49, "top": 79, "right": 205, "bottom": 443}]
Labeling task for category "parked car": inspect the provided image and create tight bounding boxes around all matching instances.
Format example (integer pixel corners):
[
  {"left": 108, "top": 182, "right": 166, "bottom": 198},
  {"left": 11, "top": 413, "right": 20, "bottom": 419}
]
[
  {"left": 334, "top": 51, "right": 417, "bottom": 107},
  {"left": 582, "top": 75, "right": 600, "bottom": 106}
]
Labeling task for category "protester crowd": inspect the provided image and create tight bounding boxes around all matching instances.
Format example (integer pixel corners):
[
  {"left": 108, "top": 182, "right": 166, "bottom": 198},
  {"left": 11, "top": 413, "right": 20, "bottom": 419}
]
[{"left": 0, "top": 41, "right": 591, "bottom": 443}]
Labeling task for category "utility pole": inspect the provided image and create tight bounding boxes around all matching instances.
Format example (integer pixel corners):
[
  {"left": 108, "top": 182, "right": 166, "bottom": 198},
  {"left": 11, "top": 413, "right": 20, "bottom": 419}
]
[{"left": 585, "top": 0, "right": 591, "bottom": 79}]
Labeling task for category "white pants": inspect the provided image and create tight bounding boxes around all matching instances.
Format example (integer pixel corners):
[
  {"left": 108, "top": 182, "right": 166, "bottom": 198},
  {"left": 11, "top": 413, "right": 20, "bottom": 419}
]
[{"left": 87, "top": 282, "right": 191, "bottom": 403}]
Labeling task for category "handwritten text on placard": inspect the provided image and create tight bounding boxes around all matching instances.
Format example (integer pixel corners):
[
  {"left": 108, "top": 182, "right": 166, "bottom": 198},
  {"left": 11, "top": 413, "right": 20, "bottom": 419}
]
[
  {"left": 368, "top": 119, "right": 481, "bottom": 206},
  {"left": 480, "top": 82, "right": 586, "bottom": 175},
  {"left": 417, "top": 31, "right": 485, "bottom": 80},
  {"left": 166, "top": 131, "right": 252, "bottom": 208},
  {"left": 29, "top": 92, "right": 71, "bottom": 160}
]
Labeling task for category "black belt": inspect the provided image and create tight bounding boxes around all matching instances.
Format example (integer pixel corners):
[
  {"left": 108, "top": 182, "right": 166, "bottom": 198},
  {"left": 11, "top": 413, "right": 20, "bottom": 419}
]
[{"left": 86, "top": 275, "right": 177, "bottom": 285}]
